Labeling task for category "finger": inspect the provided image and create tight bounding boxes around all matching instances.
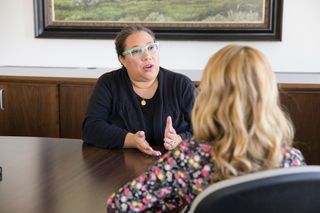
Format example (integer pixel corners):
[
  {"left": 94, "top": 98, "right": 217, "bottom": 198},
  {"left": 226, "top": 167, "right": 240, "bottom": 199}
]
[
  {"left": 140, "top": 139, "right": 152, "bottom": 150},
  {"left": 149, "top": 150, "right": 162, "bottom": 156},
  {"left": 135, "top": 133, "right": 152, "bottom": 151},
  {"left": 137, "top": 131, "right": 145, "bottom": 138},
  {"left": 164, "top": 116, "right": 170, "bottom": 136},
  {"left": 138, "top": 142, "right": 153, "bottom": 153},
  {"left": 166, "top": 116, "right": 174, "bottom": 132},
  {"left": 166, "top": 116, "right": 172, "bottom": 126},
  {"left": 138, "top": 138, "right": 155, "bottom": 152},
  {"left": 144, "top": 146, "right": 162, "bottom": 156},
  {"left": 164, "top": 116, "right": 172, "bottom": 135},
  {"left": 151, "top": 149, "right": 162, "bottom": 156}
]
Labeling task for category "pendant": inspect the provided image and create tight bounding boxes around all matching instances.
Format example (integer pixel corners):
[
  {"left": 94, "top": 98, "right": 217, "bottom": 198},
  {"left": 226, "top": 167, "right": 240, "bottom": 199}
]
[{"left": 141, "top": 99, "right": 146, "bottom": 106}]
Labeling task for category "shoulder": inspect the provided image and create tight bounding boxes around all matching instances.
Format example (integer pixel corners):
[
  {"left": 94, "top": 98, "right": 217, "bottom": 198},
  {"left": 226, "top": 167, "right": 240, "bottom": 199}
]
[
  {"left": 160, "top": 67, "right": 193, "bottom": 83},
  {"left": 98, "top": 68, "right": 123, "bottom": 82},
  {"left": 281, "top": 146, "right": 306, "bottom": 167},
  {"left": 159, "top": 67, "right": 195, "bottom": 92},
  {"left": 96, "top": 68, "right": 128, "bottom": 88},
  {"left": 163, "top": 140, "right": 213, "bottom": 165},
  {"left": 179, "top": 140, "right": 212, "bottom": 154}
]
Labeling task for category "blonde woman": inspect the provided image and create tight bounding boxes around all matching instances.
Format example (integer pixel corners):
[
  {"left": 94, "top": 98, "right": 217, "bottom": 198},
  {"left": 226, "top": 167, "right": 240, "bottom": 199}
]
[{"left": 107, "top": 44, "right": 305, "bottom": 212}]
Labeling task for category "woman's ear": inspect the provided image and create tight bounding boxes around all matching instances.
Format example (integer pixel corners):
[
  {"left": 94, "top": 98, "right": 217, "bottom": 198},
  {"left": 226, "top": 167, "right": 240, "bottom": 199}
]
[{"left": 118, "top": 55, "right": 126, "bottom": 68}]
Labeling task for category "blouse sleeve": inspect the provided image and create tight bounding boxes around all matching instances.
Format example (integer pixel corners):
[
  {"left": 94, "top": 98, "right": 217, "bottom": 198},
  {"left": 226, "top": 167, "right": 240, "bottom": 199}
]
[{"left": 106, "top": 141, "right": 214, "bottom": 212}]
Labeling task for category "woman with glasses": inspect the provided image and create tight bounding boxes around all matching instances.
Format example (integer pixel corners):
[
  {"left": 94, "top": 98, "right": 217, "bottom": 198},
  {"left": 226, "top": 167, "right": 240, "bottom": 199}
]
[
  {"left": 82, "top": 25, "right": 195, "bottom": 156},
  {"left": 106, "top": 44, "right": 305, "bottom": 212}
]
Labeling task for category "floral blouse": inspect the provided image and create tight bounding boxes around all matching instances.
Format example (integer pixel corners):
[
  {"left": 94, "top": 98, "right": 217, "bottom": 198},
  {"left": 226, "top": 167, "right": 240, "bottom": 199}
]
[{"left": 107, "top": 140, "right": 305, "bottom": 212}]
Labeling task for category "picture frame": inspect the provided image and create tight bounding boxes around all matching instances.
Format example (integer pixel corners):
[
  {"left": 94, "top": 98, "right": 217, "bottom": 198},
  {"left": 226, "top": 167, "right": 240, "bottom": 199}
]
[{"left": 34, "top": 0, "right": 283, "bottom": 41}]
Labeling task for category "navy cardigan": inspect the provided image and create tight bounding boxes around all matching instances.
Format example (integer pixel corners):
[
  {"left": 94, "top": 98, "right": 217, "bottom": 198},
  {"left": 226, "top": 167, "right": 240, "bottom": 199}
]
[{"left": 82, "top": 67, "right": 195, "bottom": 148}]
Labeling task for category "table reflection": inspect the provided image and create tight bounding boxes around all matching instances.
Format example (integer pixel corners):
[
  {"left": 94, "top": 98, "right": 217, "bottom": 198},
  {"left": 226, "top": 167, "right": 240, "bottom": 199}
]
[{"left": 0, "top": 137, "right": 163, "bottom": 213}]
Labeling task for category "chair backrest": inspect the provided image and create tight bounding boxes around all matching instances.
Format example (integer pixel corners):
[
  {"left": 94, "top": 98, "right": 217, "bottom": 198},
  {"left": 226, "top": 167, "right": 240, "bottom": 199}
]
[{"left": 190, "top": 166, "right": 320, "bottom": 213}]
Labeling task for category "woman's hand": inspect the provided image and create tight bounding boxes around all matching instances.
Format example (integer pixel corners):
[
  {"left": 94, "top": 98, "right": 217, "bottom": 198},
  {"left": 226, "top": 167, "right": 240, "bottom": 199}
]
[
  {"left": 125, "top": 131, "right": 161, "bottom": 156},
  {"left": 164, "top": 116, "right": 182, "bottom": 150}
]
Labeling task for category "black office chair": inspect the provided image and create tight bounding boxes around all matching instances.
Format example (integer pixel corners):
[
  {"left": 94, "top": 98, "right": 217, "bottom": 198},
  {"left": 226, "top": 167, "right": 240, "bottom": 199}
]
[{"left": 190, "top": 166, "right": 320, "bottom": 213}]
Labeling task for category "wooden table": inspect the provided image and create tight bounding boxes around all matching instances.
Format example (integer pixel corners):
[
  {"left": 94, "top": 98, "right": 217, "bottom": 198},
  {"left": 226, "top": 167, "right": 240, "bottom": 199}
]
[{"left": 0, "top": 136, "right": 164, "bottom": 213}]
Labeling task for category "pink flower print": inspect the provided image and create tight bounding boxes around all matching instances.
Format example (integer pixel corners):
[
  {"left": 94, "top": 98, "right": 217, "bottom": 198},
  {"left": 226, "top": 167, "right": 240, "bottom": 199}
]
[
  {"left": 168, "top": 157, "right": 174, "bottom": 164},
  {"left": 139, "top": 176, "right": 145, "bottom": 182},
  {"left": 154, "top": 167, "right": 161, "bottom": 175},
  {"left": 142, "top": 198, "right": 148, "bottom": 204},
  {"left": 164, "top": 164, "right": 171, "bottom": 171},
  {"left": 123, "top": 188, "right": 131, "bottom": 196},
  {"left": 177, "top": 178, "right": 186, "bottom": 187},
  {"left": 201, "top": 165, "right": 211, "bottom": 177},
  {"left": 195, "top": 178, "right": 203, "bottom": 186},
  {"left": 166, "top": 203, "right": 176, "bottom": 210},
  {"left": 179, "top": 153, "right": 185, "bottom": 160},
  {"left": 130, "top": 201, "right": 145, "bottom": 212},
  {"left": 158, "top": 188, "right": 170, "bottom": 198},
  {"left": 120, "top": 196, "right": 127, "bottom": 202},
  {"left": 142, "top": 194, "right": 152, "bottom": 204},
  {"left": 293, "top": 159, "right": 300, "bottom": 166},
  {"left": 106, "top": 195, "right": 113, "bottom": 205},
  {"left": 202, "top": 144, "right": 211, "bottom": 152},
  {"left": 184, "top": 194, "right": 193, "bottom": 203},
  {"left": 150, "top": 173, "right": 157, "bottom": 180},
  {"left": 136, "top": 182, "right": 142, "bottom": 189},
  {"left": 180, "top": 142, "right": 188, "bottom": 149},
  {"left": 201, "top": 168, "right": 209, "bottom": 177}
]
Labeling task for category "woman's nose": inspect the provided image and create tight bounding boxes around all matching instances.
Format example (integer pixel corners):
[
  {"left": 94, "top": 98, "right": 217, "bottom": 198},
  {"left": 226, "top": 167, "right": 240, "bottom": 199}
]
[{"left": 142, "top": 50, "right": 152, "bottom": 60}]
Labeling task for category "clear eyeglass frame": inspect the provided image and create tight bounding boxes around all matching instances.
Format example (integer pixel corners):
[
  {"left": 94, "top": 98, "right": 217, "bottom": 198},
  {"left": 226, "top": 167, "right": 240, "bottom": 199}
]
[{"left": 122, "top": 42, "right": 159, "bottom": 59}]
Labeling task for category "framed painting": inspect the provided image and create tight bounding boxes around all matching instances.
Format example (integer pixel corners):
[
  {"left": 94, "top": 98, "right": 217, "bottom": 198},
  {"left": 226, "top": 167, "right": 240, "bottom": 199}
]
[{"left": 34, "top": 0, "right": 283, "bottom": 40}]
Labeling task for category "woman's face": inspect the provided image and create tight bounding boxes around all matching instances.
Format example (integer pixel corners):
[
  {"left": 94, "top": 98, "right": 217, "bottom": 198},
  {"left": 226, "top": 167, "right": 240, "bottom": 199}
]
[{"left": 119, "top": 31, "right": 160, "bottom": 82}]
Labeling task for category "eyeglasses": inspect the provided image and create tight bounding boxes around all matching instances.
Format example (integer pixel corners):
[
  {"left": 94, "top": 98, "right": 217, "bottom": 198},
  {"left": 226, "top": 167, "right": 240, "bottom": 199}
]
[{"left": 122, "top": 42, "right": 159, "bottom": 59}]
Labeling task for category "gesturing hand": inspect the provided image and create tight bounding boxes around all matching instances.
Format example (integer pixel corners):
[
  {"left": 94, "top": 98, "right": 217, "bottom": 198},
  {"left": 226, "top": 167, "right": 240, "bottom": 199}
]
[
  {"left": 163, "top": 116, "right": 182, "bottom": 150},
  {"left": 133, "top": 131, "right": 161, "bottom": 156}
]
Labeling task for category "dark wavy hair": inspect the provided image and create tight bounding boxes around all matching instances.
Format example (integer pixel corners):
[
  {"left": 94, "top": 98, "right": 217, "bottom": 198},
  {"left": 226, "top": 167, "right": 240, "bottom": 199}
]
[{"left": 115, "top": 25, "right": 155, "bottom": 58}]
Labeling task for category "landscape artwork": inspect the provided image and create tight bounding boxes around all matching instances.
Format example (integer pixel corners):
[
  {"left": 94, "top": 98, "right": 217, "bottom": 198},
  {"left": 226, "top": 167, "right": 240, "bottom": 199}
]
[{"left": 34, "top": 0, "right": 282, "bottom": 40}]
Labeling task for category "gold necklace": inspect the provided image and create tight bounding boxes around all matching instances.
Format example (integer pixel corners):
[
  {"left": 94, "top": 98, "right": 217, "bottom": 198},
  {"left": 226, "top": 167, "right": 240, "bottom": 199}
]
[
  {"left": 132, "top": 79, "right": 158, "bottom": 107},
  {"left": 141, "top": 99, "right": 146, "bottom": 106}
]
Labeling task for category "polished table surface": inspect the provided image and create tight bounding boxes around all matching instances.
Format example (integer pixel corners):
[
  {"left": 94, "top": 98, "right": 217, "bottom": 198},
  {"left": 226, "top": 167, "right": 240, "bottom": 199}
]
[{"left": 0, "top": 136, "right": 164, "bottom": 213}]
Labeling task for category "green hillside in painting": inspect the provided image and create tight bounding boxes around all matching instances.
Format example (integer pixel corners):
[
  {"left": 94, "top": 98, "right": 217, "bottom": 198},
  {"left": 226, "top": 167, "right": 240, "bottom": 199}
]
[{"left": 54, "top": 0, "right": 264, "bottom": 22}]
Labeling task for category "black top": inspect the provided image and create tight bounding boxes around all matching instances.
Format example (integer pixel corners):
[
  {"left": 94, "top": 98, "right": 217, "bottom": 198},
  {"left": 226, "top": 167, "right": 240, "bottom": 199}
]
[
  {"left": 82, "top": 67, "right": 196, "bottom": 148},
  {"left": 137, "top": 88, "right": 160, "bottom": 145}
]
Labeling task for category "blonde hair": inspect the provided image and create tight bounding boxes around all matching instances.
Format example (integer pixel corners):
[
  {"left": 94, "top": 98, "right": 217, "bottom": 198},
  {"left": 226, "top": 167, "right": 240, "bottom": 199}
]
[{"left": 192, "top": 44, "right": 294, "bottom": 181}]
